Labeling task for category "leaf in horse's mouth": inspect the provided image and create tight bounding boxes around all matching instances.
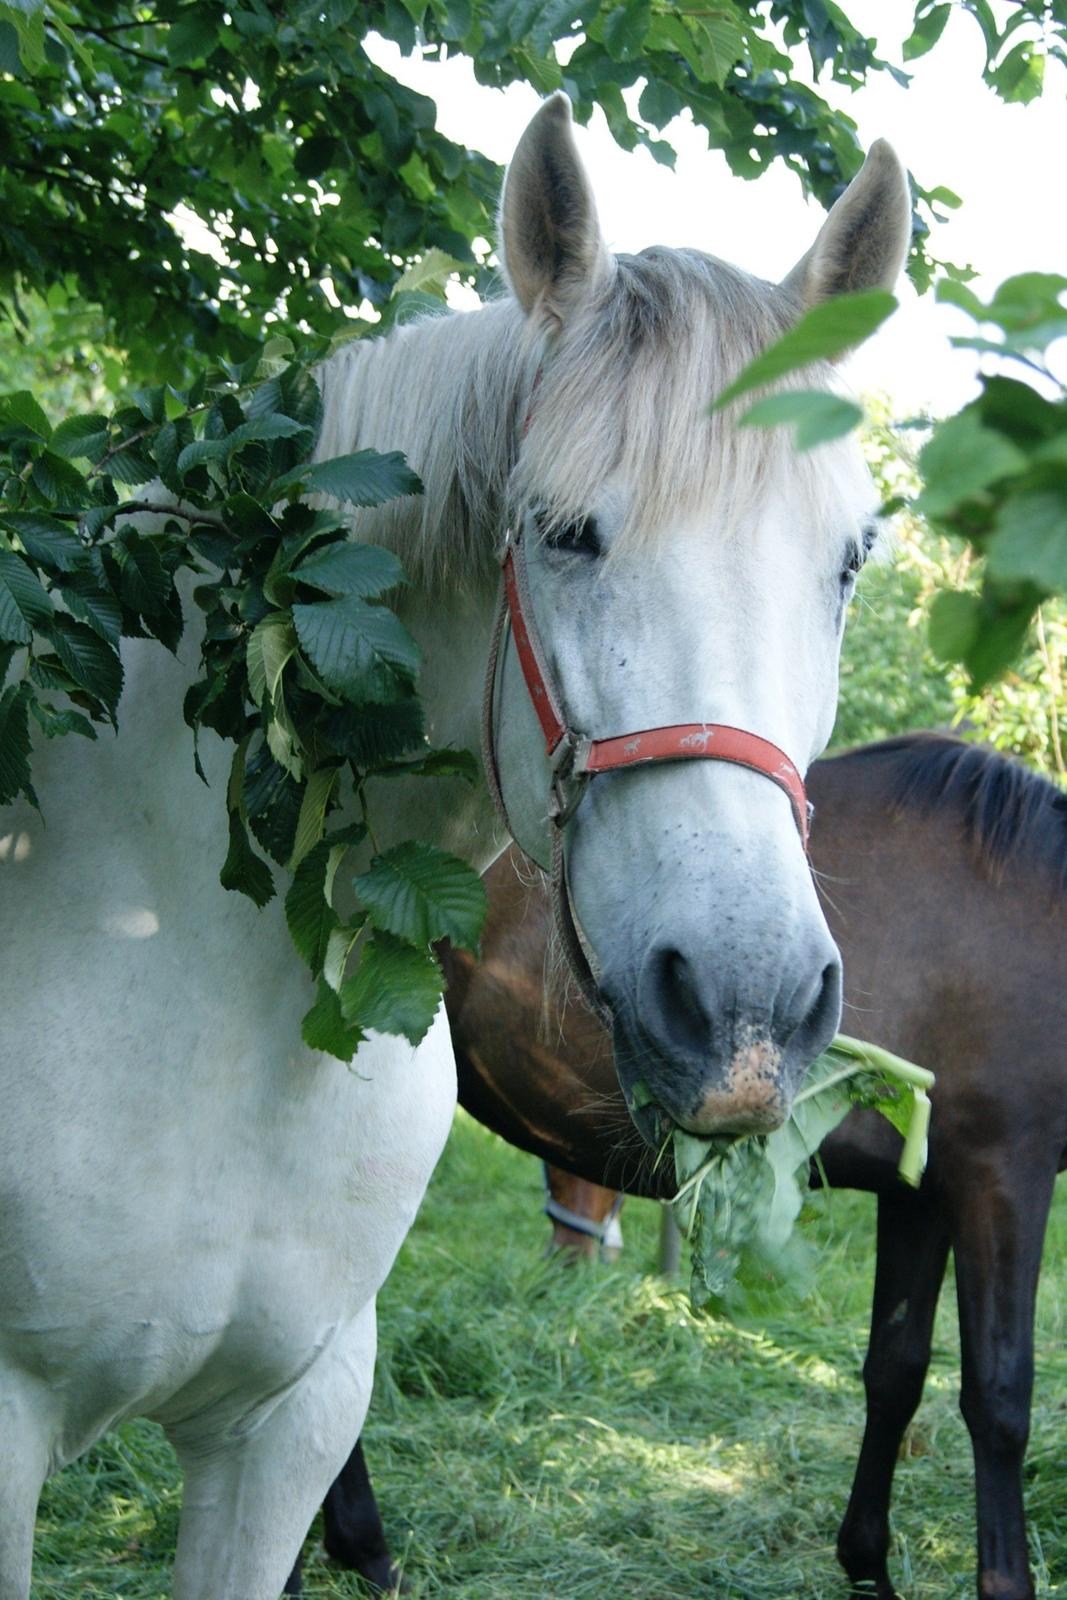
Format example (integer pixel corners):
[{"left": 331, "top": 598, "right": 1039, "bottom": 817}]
[{"left": 671, "top": 1035, "right": 934, "bottom": 1318}]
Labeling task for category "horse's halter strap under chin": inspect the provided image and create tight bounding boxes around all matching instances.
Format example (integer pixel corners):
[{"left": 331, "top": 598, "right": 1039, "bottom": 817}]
[{"left": 480, "top": 389, "right": 812, "bottom": 1020}]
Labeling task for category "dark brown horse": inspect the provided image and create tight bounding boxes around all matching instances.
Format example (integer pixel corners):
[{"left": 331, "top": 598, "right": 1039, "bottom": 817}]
[{"left": 296, "top": 733, "right": 1067, "bottom": 1600}]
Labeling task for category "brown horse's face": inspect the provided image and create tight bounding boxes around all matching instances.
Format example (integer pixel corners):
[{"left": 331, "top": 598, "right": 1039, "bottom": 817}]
[{"left": 495, "top": 94, "right": 910, "bottom": 1142}]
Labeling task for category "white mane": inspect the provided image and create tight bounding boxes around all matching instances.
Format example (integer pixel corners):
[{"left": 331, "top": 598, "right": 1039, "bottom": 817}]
[{"left": 316, "top": 248, "right": 857, "bottom": 590}]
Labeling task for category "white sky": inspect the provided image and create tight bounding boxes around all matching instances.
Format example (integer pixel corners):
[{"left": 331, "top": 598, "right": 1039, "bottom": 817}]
[{"left": 365, "top": 1, "right": 1067, "bottom": 417}]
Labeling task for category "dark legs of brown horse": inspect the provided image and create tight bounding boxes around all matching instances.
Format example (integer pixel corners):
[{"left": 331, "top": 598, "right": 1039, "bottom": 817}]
[
  {"left": 283, "top": 1438, "right": 406, "bottom": 1596},
  {"left": 838, "top": 1161, "right": 1056, "bottom": 1600},
  {"left": 950, "top": 1161, "right": 1055, "bottom": 1600},
  {"left": 836, "top": 1189, "right": 951, "bottom": 1600}
]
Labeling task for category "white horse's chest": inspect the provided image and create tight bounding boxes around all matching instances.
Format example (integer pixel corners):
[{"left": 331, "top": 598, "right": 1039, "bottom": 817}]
[{"left": 0, "top": 636, "right": 457, "bottom": 1464}]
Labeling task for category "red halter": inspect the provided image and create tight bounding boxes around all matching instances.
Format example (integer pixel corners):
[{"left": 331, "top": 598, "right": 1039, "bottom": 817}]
[{"left": 488, "top": 529, "right": 811, "bottom": 850}]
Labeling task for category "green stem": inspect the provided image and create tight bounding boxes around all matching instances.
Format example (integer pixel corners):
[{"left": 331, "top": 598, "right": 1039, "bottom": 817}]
[
  {"left": 832, "top": 1033, "right": 936, "bottom": 1090},
  {"left": 791, "top": 1062, "right": 860, "bottom": 1106}
]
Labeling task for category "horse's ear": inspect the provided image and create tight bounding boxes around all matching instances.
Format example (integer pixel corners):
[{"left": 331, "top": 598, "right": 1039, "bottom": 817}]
[
  {"left": 500, "top": 93, "right": 611, "bottom": 321},
  {"left": 782, "top": 141, "right": 911, "bottom": 309}
]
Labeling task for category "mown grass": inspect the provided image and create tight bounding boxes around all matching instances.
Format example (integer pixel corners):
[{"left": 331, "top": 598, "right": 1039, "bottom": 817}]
[{"left": 31, "top": 1110, "right": 1067, "bottom": 1598}]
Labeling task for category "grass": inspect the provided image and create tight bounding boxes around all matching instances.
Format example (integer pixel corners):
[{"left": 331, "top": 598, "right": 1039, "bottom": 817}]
[{"left": 30, "top": 1109, "right": 1067, "bottom": 1598}]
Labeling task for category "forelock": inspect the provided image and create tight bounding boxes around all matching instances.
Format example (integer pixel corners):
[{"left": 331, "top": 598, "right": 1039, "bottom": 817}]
[{"left": 514, "top": 246, "right": 865, "bottom": 548}]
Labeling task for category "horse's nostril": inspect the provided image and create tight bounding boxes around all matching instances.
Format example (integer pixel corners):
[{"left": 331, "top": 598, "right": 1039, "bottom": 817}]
[
  {"left": 648, "top": 945, "right": 712, "bottom": 1059},
  {"left": 789, "top": 958, "right": 842, "bottom": 1062}
]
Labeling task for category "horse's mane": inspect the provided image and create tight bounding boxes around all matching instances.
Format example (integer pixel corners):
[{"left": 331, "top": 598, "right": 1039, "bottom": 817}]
[
  {"left": 832, "top": 732, "right": 1067, "bottom": 887},
  {"left": 316, "top": 248, "right": 865, "bottom": 591}
]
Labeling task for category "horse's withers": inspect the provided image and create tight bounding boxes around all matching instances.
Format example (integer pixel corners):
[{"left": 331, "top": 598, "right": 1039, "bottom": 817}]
[{"left": 493, "top": 94, "right": 911, "bottom": 1140}]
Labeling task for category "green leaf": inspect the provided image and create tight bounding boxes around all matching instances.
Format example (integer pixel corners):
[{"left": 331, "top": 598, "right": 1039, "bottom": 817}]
[
  {"left": 177, "top": 438, "right": 230, "bottom": 475},
  {"left": 2, "top": 512, "right": 86, "bottom": 572},
  {"left": 990, "top": 39, "right": 1044, "bottom": 103},
  {"left": 28, "top": 654, "right": 79, "bottom": 695},
  {"left": 373, "top": 746, "right": 480, "bottom": 783},
  {"left": 323, "top": 697, "right": 426, "bottom": 763},
  {"left": 226, "top": 413, "right": 310, "bottom": 449},
  {"left": 684, "top": 10, "right": 745, "bottom": 85},
  {"left": 0, "top": 682, "right": 34, "bottom": 805},
  {"left": 915, "top": 410, "right": 1028, "bottom": 518},
  {"left": 266, "top": 686, "right": 303, "bottom": 781},
  {"left": 220, "top": 809, "right": 276, "bottom": 907},
  {"left": 114, "top": 532, "right": 169, "bottom": 615},
  {"left": 48, "top": 614, "right": 123, "bottom": 717},
  {"left": 965, "top": 596, "right": 1037, "bottom": 689},
  {"left": 339, "top": 930, "right": 443, "bottom": 1045},
  {"left": 293, "top": 594, "right": 420, "bottom": 703},
  {"left": 31, "top": 451, "right": 88, "bottom": 504},
  {"left": 354, "top": 840, "right": 486, "bottom": 952},
  {"left": 602, "top": 0, "right": 651, "bottom": 61},
  {"left": 935, "top": 277, "right": 986, "bottom": 319},
  {"left": 927, "top": 589, "right": 980, "bottom": 662},
  {"left": 986, "top": 491, "right": 1067, "bottom": 592},
  {"left": 55, "top": 572, "right": 124, "bottom": 646},
  {"left": 324, "top": 920, "right": 364, "bottom": 992},
  {"left": 903, "top": 2, "right": 951, "bottom": 60},
  {"left": 51, "top": 413, "right": 110, "bottom": 461},
  {"left": 285, "top": 840, "right": 341, "bottom": 970},
  {"left": 987, "top": 272, "right": 1067, "bottom": 329},
  {"left": 107, "top": 446, "right": 156, "bottom": 486},
  {"left": 289, "top": 765, "right": 340, "bottom": 871},
  {"left": 301, "top": 976, "right": 364, "bottom": 1062},
  {"left": 1, "top": 2, "right": 45, "bottom": 70},
  {"left": 246, "top": 612, "right": 296, "bottom": 706},
  {"left": 392, "top": 248, "right": 465, "bottom": 297},
  {"left": 709, "top": 292, "right": 897, "bottom": 411},
  {"left": 0, "top": 550, "right": 54, "bottom": 643},
  {"left": 0, "top": 389, "right": 51, "bottom": 439},
  {"left": 294, "top": 541, "right": 405, "bottom": 598},
  {"left": 737, "top": 389, "right": 864, "bottom": 451},
  {"left": 29, "top": 699, "right": 98, "bottom": 741},
  {"left": 243, "top": 742, "right": 302, "bottom": 863},
  {"left": 275, "top": 449, "right": 423, "bottom": 507},
  {"left": 166, "top": 12, "right": 219, "bottom": 65}
]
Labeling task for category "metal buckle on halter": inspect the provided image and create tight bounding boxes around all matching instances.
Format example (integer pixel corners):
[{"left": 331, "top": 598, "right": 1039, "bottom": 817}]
[{"left": 547, "top": 730, "right": 591, "bottom": 827}]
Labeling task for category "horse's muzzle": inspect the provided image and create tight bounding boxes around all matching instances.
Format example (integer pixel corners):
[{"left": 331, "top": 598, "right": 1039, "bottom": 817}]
[{"left": 608, "top": 938, "right": 843, "bottom": 1142}]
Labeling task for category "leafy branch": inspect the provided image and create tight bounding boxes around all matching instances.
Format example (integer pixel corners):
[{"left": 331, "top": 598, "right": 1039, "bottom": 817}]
[
  {"left": 710, "top": 271, "right": 1067, "bottom": 692},
  {"left": 0, "top": 339, "right": 486, "bottom": 1059}
]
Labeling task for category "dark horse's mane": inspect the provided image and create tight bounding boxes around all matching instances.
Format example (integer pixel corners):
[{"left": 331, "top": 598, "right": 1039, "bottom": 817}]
[{"left": 831, "top": 731, "right": 1067, "bottom": 887}]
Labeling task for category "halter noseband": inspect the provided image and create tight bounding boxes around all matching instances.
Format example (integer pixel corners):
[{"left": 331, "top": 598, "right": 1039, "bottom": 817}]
[{"left": 480, "top": 379, "right": 812, "bottom": 1018}]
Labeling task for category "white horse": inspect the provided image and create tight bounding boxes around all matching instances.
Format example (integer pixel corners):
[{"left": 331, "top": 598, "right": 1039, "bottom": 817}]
[{"left": 0, "top": 96, "right": 909, "bottom": 1598}]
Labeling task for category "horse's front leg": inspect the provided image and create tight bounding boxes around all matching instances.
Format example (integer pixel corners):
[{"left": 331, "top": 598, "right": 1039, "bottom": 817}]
[
  {"left": 836, "top": 1188, "right": 950, "bottom": 1600},
  {"left": 949, "top": 1155, "right": 1055, "bottom": 1600},
  {"left": 169, "top": 1303, "right": 380, "bottom": 1600}
]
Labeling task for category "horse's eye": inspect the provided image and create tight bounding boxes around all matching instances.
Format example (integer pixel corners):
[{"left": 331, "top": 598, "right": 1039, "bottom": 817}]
[
  {"left": 840, "top": 544, "right": 864, "bottom": 587},
  {"left": 541, "top": 514, "right": 601, "bottom": 559}
]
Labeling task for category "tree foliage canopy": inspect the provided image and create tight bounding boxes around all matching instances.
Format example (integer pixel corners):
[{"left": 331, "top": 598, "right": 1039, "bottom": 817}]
[{"left": 0, "top": 0, "right": 975, "bottom": 386}]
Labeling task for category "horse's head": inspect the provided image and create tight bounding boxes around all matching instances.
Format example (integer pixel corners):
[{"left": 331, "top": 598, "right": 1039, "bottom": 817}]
[{"left": 489, "top": 95, "right": 910, "bottom": 1143}]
